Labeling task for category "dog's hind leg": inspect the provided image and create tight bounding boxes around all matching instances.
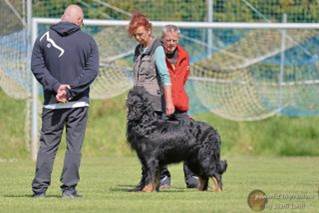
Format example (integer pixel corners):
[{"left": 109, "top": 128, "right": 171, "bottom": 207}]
[
  {"left": 211, "top": 176, "right": 222, "bottom": 192},
  {"left": 198, "top": 152, "right": 223, "bottom": 192},
  {"left": 197, "top": 176, "right": 209, "bottom": 191}
]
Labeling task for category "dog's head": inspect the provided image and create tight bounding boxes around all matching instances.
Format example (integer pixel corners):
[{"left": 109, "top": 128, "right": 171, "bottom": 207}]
[
  {"left": 212, "top": 160, "right": 228, "bottom": 192},
  {"left": 126, "top": 87, "right": 153, "bottom": 121}
]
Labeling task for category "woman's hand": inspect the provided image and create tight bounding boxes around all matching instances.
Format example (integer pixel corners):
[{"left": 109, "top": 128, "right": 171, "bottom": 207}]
[
  {"left": 166, "top": 100, "right": 175, "bottom": 116},
  {"left": 163, "top": 85, "right": 175, "bottom": 116}
]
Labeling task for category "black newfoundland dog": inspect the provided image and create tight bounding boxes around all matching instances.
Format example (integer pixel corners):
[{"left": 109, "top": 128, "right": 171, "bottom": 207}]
[{"left": 126, "top": 87, "right": 227, "bottom": 192}]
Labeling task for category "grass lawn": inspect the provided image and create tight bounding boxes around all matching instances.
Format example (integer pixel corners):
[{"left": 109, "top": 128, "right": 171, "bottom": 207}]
[{"left": 0, "top": 155, "right": 318, "bottom": 212}]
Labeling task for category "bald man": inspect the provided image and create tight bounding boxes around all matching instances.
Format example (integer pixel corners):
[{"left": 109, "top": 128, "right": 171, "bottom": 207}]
[{"left": 31, "top": 4, "right": 99, "bottom": 198}]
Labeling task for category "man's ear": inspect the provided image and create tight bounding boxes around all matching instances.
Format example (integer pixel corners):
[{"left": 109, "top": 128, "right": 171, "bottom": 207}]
[{"left": 77, "top": 17, "right": 83, "bottom": 26}]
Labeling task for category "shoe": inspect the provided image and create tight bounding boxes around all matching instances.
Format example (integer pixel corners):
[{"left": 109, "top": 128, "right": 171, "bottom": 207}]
[
  {"left": 32, "top": 191, "right": 46, "bottom": 198},
  {"left": 159, "top": 175, "right": 171, "bottom": 189},
  {"left": 62, "top": 190, "right": 82, "bottom": 199},
  {"left": 186, "top": 176, "right": 199, "bottom": 188}
]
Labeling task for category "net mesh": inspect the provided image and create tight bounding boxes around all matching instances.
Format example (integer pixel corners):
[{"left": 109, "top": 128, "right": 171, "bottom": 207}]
[
  {"left": 91, "top": 27, "right": 134, "bottom": 99},
  {"left": 0, "top": 0, "right": 31, "bottom": 152},
  {"left": 190, "top": 28, "right": 319, "bottom": 120},
  {"left": 0, "top": 0, "right": 31, "bottom": 99},
  {"left": 2, "top": 0, "right": 319, "bottom": 121}
]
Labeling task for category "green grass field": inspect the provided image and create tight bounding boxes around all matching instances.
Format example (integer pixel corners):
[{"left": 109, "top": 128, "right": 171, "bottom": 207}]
[
  {"left": 0, "top": 155, "right": 318, "bottom": 212},
  {"left": 1, "top": 90, "right": 319, "bottom": 212}
]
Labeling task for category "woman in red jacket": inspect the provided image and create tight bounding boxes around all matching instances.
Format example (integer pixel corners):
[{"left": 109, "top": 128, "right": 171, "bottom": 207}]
[{"left": 159, "top": 25, "right": 199, "bottom": 189}]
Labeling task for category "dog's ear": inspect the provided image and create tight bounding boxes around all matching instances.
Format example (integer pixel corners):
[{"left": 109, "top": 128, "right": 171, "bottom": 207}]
[{"left": 219, "top": 160, "right": 227, "bottom": 174}]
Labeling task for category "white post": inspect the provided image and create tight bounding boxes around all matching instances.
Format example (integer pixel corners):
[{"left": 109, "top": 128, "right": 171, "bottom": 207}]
[
  {"left": 26, "top": 0, "right": 39, "bottom": 161},
  {"left": 31, "top": 18, "right": 39, "bottom": 162},
  {"left": 207, "top": 0, "right": 213, "bottom": 56},
  {"left": 279, "top": 14, "right": 287, "bottom": 110}
]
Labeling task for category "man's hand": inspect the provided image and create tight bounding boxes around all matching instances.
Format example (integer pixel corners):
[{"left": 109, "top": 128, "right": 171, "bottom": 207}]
[{"left": 56, "top": 84, "right": 70, "bottom": 103}]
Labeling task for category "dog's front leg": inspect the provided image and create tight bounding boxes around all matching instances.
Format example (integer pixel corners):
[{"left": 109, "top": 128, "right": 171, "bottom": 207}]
[
  {"left": 155, "top": 169, "right": 161, "bottom": 191},
  {"left": 142, "top": 159, "right": 158, "bottom": 192}
]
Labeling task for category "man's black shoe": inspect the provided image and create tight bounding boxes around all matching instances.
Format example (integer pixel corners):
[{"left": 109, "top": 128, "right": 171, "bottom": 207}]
[
  {"left": 32, "top": 191, "right": 46, "bottom": 198},
  {"left": 62, "top": 190, "right": 82, "bottom": 199},
  {"left": 186, "top": 176, "right": 199, "bottom": 188},
  {"left": 159, "top": 175, "right": 171, "bottom": 189}
]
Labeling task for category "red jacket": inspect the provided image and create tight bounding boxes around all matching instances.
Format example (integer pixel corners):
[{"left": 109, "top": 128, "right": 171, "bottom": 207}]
[{"left": 166, "top": 45, "right": 190, "bottom": 112}]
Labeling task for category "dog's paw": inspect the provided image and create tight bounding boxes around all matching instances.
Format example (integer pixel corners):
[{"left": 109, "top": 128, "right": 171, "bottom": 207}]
[{"left": 142, "top": 183, "right": 156, "bottom": 192}]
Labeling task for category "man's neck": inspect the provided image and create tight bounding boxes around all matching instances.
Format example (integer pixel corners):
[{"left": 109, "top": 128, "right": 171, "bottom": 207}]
[{"left": 166, "top": 48, "right": 178, "bottom": 65}]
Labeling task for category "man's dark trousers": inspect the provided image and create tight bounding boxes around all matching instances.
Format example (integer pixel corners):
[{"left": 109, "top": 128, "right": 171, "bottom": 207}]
[{"left": 32, "top": 107, "right": 88, "bottom": 194}]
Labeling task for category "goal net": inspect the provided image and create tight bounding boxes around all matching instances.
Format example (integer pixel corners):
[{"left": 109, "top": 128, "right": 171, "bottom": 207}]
[
  {"left": 31, "top": 19, "right": 319, "bottom": 121},
  {"left": 0, "top": 0, "right": 32, "bottom": 99},
  {"left": 3, "top": 16, "right": 319, "bottom": 159},
  {"left": 2, "top": 14, "right": 319, "bottom": 123}
]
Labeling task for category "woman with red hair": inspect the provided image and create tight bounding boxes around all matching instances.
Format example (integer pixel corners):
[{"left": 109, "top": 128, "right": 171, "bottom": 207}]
[{"left": 128, "top": 12, "right": 175, "bottom": 191}]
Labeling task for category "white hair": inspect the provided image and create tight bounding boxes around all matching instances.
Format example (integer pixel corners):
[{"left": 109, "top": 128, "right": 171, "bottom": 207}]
[{"left": 162, "top": 25, "right": 180, "bottom": 37}]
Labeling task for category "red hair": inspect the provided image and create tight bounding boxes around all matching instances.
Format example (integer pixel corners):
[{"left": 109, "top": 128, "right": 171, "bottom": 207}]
[{"left": 128, "top": 12, "right": 152, "bottom": 37}]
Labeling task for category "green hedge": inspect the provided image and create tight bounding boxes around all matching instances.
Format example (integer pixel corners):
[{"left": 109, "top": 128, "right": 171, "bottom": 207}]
[{"left": 1, "top": 89, "right": 318, "bottom": 159}]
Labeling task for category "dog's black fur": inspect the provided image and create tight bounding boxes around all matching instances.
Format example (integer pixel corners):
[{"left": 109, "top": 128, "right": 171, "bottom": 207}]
[{"left": 126, "top": 87, "right": 227, "bottom": 192}]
